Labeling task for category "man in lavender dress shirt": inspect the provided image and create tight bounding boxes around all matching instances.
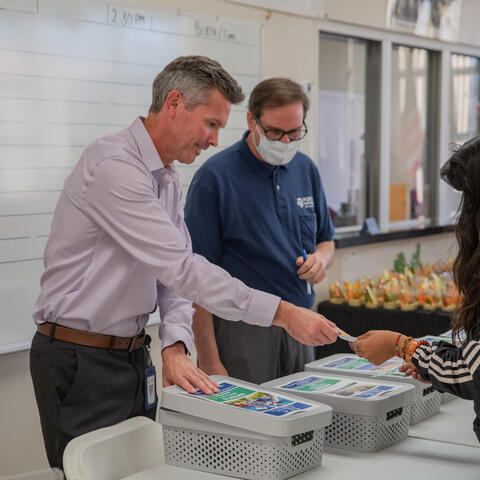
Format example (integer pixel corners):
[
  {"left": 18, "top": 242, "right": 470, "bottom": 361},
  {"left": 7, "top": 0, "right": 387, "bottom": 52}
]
[{"left": 30, "top": 56, "right": 338, "bottom": 469}]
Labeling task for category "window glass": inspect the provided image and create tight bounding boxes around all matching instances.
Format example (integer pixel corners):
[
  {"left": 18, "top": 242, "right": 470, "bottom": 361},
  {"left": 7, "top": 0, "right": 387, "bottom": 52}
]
[
  {"left": 318, "top": 32, "right": 368, "bottom": 228},
  {"left": 390, "top": 45, "right": 431, "bottom": 223},
  {"left": 445, "top": 53, "right": 480, "bottom": 221}
]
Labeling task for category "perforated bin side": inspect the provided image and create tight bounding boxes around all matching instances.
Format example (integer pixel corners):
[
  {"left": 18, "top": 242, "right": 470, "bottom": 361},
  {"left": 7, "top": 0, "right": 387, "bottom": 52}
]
[
  {"left": 410, "top": 388, "right": 441, "bottom": 424},
  {"left": 440, "top": 392, "right": 457, "bottom": 404},
  {"left": 163, "top": 426, "right": 324, "bottom": 480},
  {"left": 324, "top": 405, "right": 411, "bottom": 452}
]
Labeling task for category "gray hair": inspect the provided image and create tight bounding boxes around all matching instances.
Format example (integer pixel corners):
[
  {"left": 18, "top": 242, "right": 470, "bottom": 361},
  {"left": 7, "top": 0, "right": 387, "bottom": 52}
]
[{"left": 149, "top": 56, "right": 245, "bottom": 113}]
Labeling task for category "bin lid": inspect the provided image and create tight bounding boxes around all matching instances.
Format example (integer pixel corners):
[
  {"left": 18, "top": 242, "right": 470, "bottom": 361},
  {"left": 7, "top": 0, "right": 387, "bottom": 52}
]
[
  {"left": 262, "top": 371, "right": 415, "bottom": 416},
  {"left": 160, "top": 375, "right": 332, "bottom": 437},
  {"left": 305, "top": 354, "right": 424, "bottom": 391}
]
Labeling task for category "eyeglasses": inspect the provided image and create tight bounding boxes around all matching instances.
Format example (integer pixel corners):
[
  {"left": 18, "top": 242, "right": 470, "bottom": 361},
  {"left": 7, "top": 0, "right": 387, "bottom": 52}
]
[{"left": 255, "top": 117, "right": 308, "bottom": 141}]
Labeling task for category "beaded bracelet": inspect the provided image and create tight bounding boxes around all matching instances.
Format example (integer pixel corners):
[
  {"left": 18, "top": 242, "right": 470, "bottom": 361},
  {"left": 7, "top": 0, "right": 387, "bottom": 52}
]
[
  {"left": 405, "top": 339, "right": 430, "bottom": 361},
  {"left": 400, "top": 336, "right": 413, "bottom": 360}
]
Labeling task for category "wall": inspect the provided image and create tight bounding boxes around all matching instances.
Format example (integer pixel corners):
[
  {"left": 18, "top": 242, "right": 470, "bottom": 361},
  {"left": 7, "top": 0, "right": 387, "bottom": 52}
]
[
  {"left": 324, "top": 0, "right": 480, "bottom": 48},
  {"left": 324, "top": 0, "right": 388, "bottom": 30},
  {"left": 0, "top": 0, "right": 463, "bottom": 476}
]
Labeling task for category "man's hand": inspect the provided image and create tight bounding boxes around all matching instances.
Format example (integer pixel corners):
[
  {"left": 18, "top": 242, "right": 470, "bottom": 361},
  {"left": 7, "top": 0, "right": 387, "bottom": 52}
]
[
  {"left": 161, "top": 342, "right": 220, "bottom": 395},
  {"left": 353, "top": 330, "right": 399, "bottom": 365},
  {"left": 296, "top": 251, "right": 327, "bottom": 284},
  {"left": 273, "top": 301, "right": 338, "bottom": 346}
]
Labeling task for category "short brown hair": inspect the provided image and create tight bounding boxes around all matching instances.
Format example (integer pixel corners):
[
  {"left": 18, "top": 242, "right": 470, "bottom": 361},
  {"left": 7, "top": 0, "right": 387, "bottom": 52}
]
[
  {"left": 149, "top": 56, "right": 245, "bottom": 113},
  {"left": 248, "top": 78, "right": 309, "bottom": 119}
]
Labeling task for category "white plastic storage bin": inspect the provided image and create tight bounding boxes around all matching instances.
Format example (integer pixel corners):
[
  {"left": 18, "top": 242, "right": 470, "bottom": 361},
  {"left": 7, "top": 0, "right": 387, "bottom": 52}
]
[
  {"left": 440, "top": 392, "right": 458, "bottom": 404},
  {"left": 158, "top": 375, "right": 333, "bottom": 480},
  {"left": 262, "top": 372, "right": 414, "bottom": 453},
  {"left": 305, "top": 354, "right": 441, "bottom": 424}
]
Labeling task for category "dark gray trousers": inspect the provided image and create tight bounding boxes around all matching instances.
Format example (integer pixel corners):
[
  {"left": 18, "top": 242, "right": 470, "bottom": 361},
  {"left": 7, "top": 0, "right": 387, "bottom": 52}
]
[
  {"left": 213, "top": 315, "right": 315, "bottom": 384},
  {"left": 29, "top": 331, "right": 156, "bottom": 470}
]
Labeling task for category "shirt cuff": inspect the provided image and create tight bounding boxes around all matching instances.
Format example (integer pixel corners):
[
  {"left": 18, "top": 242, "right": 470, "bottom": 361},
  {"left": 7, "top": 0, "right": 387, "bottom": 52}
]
[
  {"left": 316, "top": 235, "right": 334, "bottom": 243},
  {"left": 159, "top": 323, "right": 194, "bottom": 354},
  {"left": 243, "top": 290, "right": 281, "bottom": 327},
  {"left": 411, "top": 345, "right": 431, "bottom": 378}
]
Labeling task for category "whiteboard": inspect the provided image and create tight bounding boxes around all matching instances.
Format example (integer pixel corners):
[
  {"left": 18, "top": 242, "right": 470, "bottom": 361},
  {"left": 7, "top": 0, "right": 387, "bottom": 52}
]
[{"left": 0, "top": 0, "right": 262, "bottom": 353}]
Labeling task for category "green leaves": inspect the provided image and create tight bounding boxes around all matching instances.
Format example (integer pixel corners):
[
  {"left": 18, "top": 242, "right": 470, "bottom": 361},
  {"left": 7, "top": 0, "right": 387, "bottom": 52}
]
[
  {"left": 393, "top": 243, "right": 422, "bottom": 273},
  {"left": 394, "top": 252, "right": 407, "bottom": 273}
]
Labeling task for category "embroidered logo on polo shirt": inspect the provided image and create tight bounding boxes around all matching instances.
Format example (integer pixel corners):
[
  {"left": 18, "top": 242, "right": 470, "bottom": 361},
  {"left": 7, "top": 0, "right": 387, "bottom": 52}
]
[{"left": 296, "top": 196, "right": 314, "bottom": 208}]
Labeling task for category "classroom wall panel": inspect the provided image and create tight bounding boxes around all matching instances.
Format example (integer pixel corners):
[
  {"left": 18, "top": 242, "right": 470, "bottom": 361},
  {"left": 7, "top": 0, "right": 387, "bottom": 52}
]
[{"left": 0, "top": 0, "right": 261, "bottom": 353}]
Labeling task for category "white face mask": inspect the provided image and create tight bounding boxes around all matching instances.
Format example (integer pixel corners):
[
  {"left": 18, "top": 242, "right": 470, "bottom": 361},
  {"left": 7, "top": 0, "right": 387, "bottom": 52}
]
[{"left": 255, "top": 125, "right": 300, "bottom": 166}]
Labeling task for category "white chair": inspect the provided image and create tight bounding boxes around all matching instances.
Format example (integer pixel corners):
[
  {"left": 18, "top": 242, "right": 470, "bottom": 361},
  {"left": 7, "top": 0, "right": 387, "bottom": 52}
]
[{"left": 62, "top": 417, "right": 164, "bottom": 480}]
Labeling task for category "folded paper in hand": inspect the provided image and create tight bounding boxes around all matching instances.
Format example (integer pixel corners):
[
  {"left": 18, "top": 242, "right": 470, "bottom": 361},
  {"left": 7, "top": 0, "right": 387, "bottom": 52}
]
[{"left": 337, "top": 328, "right": 357, "bottom": 342}]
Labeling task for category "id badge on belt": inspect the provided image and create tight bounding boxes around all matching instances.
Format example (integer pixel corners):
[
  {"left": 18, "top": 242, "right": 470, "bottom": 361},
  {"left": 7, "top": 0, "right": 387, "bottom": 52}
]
[
  {"left": 144, "top": 344, "right": 158, "bottom": 410},
  {"left": 144, "top": 365, "right": 158, "bottom": 410}
]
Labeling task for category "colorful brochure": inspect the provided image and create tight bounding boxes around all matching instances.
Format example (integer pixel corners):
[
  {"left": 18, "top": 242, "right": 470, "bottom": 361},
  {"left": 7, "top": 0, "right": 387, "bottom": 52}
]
[
  {"left": 323, "top": 356, "right": 404, "bottom": 376},
  {"left": 187, "top": 382, "right": 314, "bottom": 417},
  {"left": 279, "top": 375, "right": 396, "bottom": 399},
  {"left": 417, "top": 335, "right": 451, "bottom": 344},
  {"left": 438, "top": 329, "right": 466, "bottom": 344}
]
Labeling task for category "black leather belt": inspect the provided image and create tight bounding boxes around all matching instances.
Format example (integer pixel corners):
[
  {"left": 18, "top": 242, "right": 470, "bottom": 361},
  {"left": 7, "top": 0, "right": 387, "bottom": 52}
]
[{"left": 37, "top": 323, "right": 146, "bottom": 351}]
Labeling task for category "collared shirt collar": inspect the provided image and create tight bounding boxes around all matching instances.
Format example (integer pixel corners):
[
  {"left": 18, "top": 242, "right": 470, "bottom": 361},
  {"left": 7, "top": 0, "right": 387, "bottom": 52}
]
[
  {"left": 129, "top": 116, "right": 178, "bottom": 183},
  {"left": 239, "top": 130, "right": 292, "bottom": 178},
  {"left": 129, "top": 116, "right": 165, "bottom": 172}
]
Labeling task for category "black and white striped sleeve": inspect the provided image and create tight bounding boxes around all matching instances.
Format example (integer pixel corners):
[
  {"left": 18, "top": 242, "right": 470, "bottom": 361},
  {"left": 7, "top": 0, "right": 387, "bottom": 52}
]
[{"left": 411, "top": 340, "right": 480, "bottom": 399}]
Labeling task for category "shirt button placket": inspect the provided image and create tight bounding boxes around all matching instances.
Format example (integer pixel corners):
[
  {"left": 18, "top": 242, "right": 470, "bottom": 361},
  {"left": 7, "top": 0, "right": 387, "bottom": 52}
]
[
  {"left": 273, "top": 169, "right": 279, "bottom": 196},
  {"left": 273, "top": 169, "right": 280, "bottom": 209}
]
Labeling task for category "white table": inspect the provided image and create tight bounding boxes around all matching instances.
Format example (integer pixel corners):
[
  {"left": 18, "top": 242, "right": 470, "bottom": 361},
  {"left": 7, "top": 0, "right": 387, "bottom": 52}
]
[
  {"left": 125, "top": 465, "right": 228, "bottom": 479},
  {"left": 123, "top": 400, "right": 480, "bottom": 480},
  {"left": 124, "top": 437, "right": 480, "bottom": 480},
  {"left": 313, "top": 437, "right": 480, "bottom": 479},
  {"left": 409, "top": 398, "right": 478, "bottom": 447}
]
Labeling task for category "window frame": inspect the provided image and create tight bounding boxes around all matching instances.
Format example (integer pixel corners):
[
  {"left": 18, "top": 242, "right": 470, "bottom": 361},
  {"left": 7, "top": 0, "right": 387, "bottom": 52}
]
[
  {"left": 317, "top": 31, "right": 380, "bottom": 231},
  {"left": 317, "top": 20, "right": 479, "bottom": 232}
]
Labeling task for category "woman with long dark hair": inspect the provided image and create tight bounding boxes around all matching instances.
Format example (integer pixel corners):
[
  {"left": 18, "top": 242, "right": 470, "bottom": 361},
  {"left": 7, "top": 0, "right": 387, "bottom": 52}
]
[{"left": 353, "top": 136, "right": 480, "bottom": 442}]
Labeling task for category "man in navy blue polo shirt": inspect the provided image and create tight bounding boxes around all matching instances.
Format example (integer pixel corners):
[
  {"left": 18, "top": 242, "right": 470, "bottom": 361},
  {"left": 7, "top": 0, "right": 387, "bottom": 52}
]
[{"left": 184, "top": 78, "right": 335, "bottom": 384}]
